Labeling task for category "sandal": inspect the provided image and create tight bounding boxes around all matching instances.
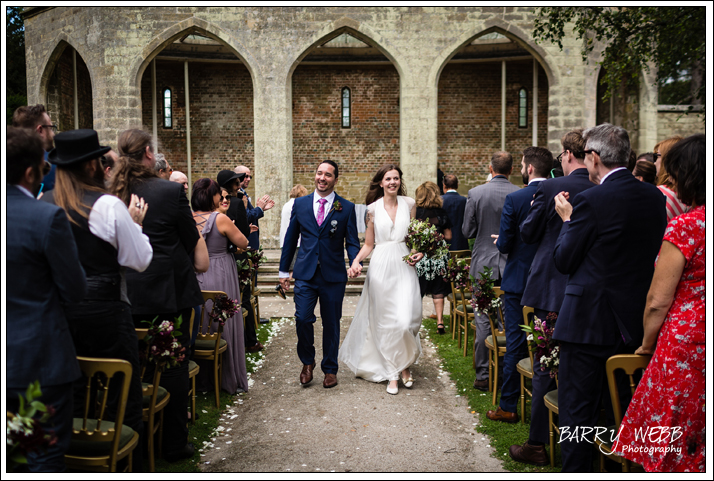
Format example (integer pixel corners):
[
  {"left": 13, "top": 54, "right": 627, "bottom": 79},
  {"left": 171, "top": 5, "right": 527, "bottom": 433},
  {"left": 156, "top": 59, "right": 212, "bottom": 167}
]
[{"left": 437, "top": 323, "right": 445, "bottom": 335}]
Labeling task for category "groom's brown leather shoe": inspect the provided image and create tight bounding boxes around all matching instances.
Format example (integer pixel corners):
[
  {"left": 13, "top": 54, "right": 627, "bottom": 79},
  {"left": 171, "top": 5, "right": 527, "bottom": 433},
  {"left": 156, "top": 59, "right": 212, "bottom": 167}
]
[
  {"left": 300, "top": 363, "right": 315, "bottom": 385},
  {"left": 508, "top": 442, "right": 549, "bottom": 466},
  {"left": 486, "top": 406, "right": 519, "bottom": 423},
  {"left": 323, "top": 373, "right": 338, "bottom": 389}
]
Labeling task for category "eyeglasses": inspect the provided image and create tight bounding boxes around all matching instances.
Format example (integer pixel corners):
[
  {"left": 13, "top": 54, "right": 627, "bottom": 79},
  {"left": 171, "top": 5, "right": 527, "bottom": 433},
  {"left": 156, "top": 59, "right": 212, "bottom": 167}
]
[
  {"left": 40, "top": 124, "right": 58, "bottom": 134},
  {"left": 556, "top": 151, "right": 565, "bottom": 162},
  {"left": 220, "top": 194, "right": 231, "bottom": 201},
  {"left": 583, "top": 149, "right": 600, "bottom": 156},
  {"left": 653, "top": 152, "right": 662, "bottom": 161}
]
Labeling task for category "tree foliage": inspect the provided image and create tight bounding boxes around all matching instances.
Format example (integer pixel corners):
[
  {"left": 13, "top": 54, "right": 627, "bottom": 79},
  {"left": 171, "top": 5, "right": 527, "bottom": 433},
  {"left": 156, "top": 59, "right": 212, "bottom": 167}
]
[
  {"left": 533, "top": 7, "right": 705, "bottom": 116},
  {"left": 6, "top": 7, "right": 27, "bottom": 124}
]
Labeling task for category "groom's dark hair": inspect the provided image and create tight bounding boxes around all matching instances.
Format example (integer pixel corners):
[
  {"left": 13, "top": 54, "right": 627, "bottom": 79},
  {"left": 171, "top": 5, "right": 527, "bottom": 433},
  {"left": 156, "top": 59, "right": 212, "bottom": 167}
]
[{"left": 318, "top": 160, "right": 339, "bottom": 178}]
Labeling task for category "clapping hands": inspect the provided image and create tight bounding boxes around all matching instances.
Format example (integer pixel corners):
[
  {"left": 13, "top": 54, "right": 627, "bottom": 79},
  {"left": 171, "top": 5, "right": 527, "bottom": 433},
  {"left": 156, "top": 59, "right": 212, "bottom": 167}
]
[{"left": 256, "top": 194, "right": 275, "bottom": 211}]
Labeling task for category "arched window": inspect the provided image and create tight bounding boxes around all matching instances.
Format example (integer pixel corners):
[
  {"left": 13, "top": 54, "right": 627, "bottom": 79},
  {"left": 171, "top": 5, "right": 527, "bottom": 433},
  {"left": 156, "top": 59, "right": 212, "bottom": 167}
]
[
  {"left": 342, "top": 87, "right": 351, "bottom": 128},
  {"left": 163, "top": 88, "right": 172, "bottom": 128},
  {"left": 518, "top": 88, "right": 527, "bottom": 128}
]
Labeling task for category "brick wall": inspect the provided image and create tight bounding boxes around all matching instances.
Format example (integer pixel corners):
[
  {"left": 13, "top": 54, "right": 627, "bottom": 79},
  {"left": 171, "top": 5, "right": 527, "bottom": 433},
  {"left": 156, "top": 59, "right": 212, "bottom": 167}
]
[
  {"left": 292, "top": 64, "right": 399, "bottom": 203},
  {"left": 140, "top": 60, "right": 254, "bottom": 194},
  {"left": 437, "top": 60, "right": 549, "bottom": 194},
  {"left": 46, "top": 46, "right": 93, "bottom": 132}
]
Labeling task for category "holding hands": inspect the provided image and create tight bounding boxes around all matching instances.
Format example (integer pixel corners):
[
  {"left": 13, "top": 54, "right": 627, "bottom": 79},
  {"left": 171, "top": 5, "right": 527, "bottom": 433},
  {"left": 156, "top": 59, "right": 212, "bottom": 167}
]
[
  {"left": 128, "top": 193, "right": 148, "bottom": 226},
  {"left": 348, "top": 260, "right": 363, "bottom": 278},
  {"left": 554, "top": 191, "right": 572, "bottom": 222}
]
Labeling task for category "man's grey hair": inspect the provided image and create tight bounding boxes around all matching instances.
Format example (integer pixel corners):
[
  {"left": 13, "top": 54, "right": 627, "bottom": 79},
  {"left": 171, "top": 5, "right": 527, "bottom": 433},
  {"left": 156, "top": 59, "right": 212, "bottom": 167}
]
[
  {"left": 154, "top": 153, "right": 168, "bottom": 172},
  {"left": 582, "top": 123, "right": 630, "bottom": 168}
]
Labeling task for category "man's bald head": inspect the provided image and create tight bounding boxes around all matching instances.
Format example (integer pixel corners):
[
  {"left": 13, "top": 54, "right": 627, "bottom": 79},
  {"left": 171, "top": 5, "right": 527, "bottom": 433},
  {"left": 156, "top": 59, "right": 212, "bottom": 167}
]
[
  {"left": 170, "top": 170, "right": 189, "bottom": 193},
  {"left": 234, "top": 165, "right": 251, "bottom": 189}
]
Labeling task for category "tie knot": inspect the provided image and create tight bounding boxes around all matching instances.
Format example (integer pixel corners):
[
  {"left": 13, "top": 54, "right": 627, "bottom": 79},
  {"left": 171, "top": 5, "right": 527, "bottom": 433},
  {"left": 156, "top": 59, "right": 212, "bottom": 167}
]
[{"left": 318, "top": 199, "right": 327, "bottom": 205}]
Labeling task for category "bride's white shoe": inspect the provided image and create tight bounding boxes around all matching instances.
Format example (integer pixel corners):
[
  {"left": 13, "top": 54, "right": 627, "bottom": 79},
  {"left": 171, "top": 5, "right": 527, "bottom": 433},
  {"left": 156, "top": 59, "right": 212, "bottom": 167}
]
[
  {"left": 401, "top": 376, "right": 414, "bottom": 389},
  {"left": 386, "top": 381, "right": 398, "bottom": 395}
]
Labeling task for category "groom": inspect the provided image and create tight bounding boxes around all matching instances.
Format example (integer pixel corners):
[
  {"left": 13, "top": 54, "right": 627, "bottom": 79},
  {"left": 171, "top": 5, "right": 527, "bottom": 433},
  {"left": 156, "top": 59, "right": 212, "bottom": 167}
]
[{"left": 279, "top": 160, "right": 360, "bottom": 388}]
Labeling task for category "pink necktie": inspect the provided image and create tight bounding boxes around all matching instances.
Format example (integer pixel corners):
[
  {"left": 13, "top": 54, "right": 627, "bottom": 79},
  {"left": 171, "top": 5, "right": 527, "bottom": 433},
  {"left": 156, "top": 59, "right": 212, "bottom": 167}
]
[{"left": 316, "top": 198, "right": 327, "bottom": 226}]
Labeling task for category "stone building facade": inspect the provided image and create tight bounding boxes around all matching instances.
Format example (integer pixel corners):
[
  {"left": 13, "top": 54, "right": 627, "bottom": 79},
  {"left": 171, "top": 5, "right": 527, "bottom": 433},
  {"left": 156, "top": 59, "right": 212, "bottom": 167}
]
[{"left": 23, "top": 7, "right": 704, "bottom": 247}]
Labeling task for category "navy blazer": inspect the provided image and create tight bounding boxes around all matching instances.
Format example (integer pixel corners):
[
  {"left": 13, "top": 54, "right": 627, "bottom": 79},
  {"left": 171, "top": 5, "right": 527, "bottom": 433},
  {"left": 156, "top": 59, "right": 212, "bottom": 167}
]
[
  {"left": 441, "top": 191, "right": 469, "bottom": 251},
  {"left": 520, "top": 169, "right": 595, "bottom": 312},
  {"left": 241, "top": 189, "right": 264, "bottom": 249},
  {"left": 7, "top": 185, "right": 86, "bottom": 388},
  {"left": 553, "top": 169, "right": 667, "bottom": 346},
  {"left": 496, "top": 181, "right": 542, "bottom": 294},
  {"left": 279, "top": 193, "right": 360, "bottom": 283}
]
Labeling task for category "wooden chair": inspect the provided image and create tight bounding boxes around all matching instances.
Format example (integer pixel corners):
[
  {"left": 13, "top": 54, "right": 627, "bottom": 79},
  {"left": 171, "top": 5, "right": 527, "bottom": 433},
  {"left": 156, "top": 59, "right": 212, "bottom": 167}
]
[
  {"left": 517, "top": 306, "right": 535, "bottom": 423},
  {"left": 484, "top": 288, "right": 507, "bottom": 405},
  {"left": 446, "top": 249, "right": 471, "bottom": 338},
  {"left": 193, "top": 290, "right": 229, "bottom": 408},
  {"left": 544, "top": 373, "right": 560, "bottom": 467},
  {"left": 453, "top": 258, "right": 475, "bottom": 356},
  {"left": 135, "top": 328, "right": 171, "bottom": 472},
  {"left": 65, "top": 357, "right": 140, "bottom": 472},
  {"left": 186, "top": 308, "right": 200, "bottom": 425},
  {"left": 250, "top": 271, "right": 261, "bottom": 328},
  {"left": 596, "top": 354, "right": 652, "bottom": 472}
]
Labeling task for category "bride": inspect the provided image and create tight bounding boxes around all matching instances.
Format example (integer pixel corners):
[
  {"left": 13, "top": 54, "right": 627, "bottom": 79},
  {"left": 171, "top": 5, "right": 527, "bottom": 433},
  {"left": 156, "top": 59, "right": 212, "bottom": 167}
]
[{"left": 339, "top": 164, "right": 424, "bottom": 395}]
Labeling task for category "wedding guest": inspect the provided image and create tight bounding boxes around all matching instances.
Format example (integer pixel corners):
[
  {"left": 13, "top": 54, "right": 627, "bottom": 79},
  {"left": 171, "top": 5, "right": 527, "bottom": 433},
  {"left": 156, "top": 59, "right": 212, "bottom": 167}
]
[
  {"left": 101, "top": 149, "right": 118, "bottom": 181},
  {"left": 192, "top": 178, "right": 250, "bottom": 394},
  {"left": 12, "top": 104, "right": 57, "bottom": 191},
  {"left": 7, "top": 127, "right": 86, "bottom": 472},
  {"left": 637, "top": 152, "right": 654, "bottom": 164},
  {"left": 441, "top": 175, "right": 469, "bottom": 251},
  {"left": 154, "top": 153, "right": 173, "bottom": 180},
  {"left": 280, "top": 184, "right": 309, "bottom": 273},
  {"left": 632, "top": 159, "right": 657, "bottom": 185},
  {"left": 655, "top": 136, "right": 689, "bottom": 221},
  {"left": 234, "top": 165, "right": 275, "bottom": 249},
  {"left": 612, "top": 134, "right": 705, "bottom": 472},
  {"left": 170, "top": 170, "right": 189, "bottom": 194},
  {"left": 415, "top": 181, "right": 452, "bottom": 334},
  {"left": 43, "top": 129, "right": 153, "bottom": 472},
  {"left": 110, "top": 128, "right": 206, "bottom": 463}
]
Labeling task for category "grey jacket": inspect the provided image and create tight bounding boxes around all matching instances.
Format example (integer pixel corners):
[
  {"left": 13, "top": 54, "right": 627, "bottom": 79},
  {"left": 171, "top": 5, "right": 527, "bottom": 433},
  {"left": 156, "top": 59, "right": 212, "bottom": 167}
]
[{"left": 462, "top": 175, "right": 520, "bottom": 280}]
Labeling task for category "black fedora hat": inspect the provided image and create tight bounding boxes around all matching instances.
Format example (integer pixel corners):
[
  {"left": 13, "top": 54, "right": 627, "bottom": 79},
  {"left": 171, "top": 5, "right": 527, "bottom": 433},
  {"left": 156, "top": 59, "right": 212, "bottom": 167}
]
[
  {"left": 217, "top": 170, "right": 245, "bottom": 188},
  {"left": 47, "top": 129, "right": 111, "bottom": 166}
]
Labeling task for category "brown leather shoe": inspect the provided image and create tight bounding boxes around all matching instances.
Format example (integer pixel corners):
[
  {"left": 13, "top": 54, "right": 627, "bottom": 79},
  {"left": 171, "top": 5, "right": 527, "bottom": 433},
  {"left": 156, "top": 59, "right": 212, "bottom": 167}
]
[
  {"left": 473, "top": 379, "right": 489, "bottom": 391},
  {"left": 486, "top": 406, "right": 519, "bottom": 423},
  {"left": 428, "top": 314, "right": 438, "bottom": 319},
  {"left": 246, "top": 342, "right": 263, "bottom": 353},
  {"left": 508, "top": 442, "right": 549, "bottom": 466},
  {"left": 300, "top": 363, "right": 315, "bottom": 385},
  {"left": 323, "top": 373, "right": 338, "bottom": 389}
]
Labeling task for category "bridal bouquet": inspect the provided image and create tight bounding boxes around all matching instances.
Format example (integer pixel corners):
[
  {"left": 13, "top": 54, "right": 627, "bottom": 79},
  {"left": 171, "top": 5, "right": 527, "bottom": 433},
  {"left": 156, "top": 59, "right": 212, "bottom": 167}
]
[
  {"left": 141, "top": 316, "right": 186, "bottom": 370},
  {"left": 441, "top": 256, "right": 470, "bottom": 290},
  {"left": 208, "top": 294, "right": 241, "bottom": 327},
  {"left": 402, "top": 219, "right": 450, "bottom": 280},
  {"left": 7, "top": 381, "right": 57, "bottom": 470},
  {"left": 521, "top": 312, "right": 559, "bottom": 377},
  {"left": 469, "top": 267, "right": 502, "bottom": 316}
]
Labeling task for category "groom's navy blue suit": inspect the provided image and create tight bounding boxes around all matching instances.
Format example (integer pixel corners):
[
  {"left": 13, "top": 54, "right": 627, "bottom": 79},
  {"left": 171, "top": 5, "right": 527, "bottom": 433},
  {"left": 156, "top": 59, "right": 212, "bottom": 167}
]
[{"left": 280, "top": 193, "right": 360, "bottom": 374}]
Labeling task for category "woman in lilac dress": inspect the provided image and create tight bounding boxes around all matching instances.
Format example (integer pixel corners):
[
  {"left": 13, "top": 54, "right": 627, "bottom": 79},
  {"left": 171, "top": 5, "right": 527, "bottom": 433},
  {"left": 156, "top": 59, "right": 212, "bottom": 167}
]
[{"left": 191, "top": 178, "right": 250, "bottom": 394}]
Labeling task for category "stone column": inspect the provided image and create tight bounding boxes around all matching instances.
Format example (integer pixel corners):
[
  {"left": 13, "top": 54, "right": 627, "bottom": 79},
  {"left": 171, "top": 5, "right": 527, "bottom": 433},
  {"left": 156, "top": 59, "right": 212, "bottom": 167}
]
[{"left": 638, "top": 66, "right": 659, "bottom": 155}]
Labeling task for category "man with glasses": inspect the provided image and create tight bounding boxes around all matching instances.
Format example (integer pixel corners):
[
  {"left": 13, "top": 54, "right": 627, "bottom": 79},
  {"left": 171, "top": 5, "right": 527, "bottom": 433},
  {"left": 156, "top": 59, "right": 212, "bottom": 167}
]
[
  {"left": 12, "top": 104, "right": 58, "bottom": 192},
  {"left": 234, "top": 165, "right": 275, "bottom": 250},
  {"left": 154, "top": 153, "right": 174, "bottom": 180},
  {"left": 508, "top": 129, "right": 595, "bottom": 466},
  {"left": 551, "top": 123, "right": 667, "bottom": 472}
]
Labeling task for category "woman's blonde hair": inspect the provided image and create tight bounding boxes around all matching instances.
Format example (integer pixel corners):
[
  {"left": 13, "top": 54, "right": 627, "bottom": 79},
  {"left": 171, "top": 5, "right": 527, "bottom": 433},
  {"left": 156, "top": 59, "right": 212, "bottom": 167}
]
[
  {"left": 290, "top": 184, "right": 308, "bottom": 198},
  {"left": 415, "top": 181, "right": 443, "bottom": 209},
  {"left": 108, "top": 129, "right": 157, "bottom": 205}
]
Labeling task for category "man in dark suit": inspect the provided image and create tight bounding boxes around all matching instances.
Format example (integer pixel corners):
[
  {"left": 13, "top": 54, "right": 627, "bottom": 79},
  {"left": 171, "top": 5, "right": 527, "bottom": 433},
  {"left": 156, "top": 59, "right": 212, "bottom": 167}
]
[
  {"left": 508, "top": 129, "right": 595, "bottom": 465},
  {"left": 487, "top": 147, "right": 552, "bottom": 423},
  {"left": 462, "top": 152, "right": 519, "bottom": 391},
  {"left": 279, "top": 160, "right": 360, "bottom": 389},
  {"left": 12, "top": 104, "right": 57, "bottom": 191},
  {"left": 552, "top": 123, "right": 667, "bottom": 472},
  {"left": 234, "top": 165, "right": 275, "bottom": 249},
  {"left": 441, "top": 174, "right": 469, "bottom": 251},
  {"left": 6, "top": 127, "right": 87, "bottom": 472}
]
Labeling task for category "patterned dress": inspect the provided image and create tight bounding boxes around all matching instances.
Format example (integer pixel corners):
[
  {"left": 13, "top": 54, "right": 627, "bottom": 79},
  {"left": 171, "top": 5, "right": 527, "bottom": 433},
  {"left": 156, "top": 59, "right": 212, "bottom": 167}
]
[{"left": 612, "top": 205, "right": 705, "bottom": 472}]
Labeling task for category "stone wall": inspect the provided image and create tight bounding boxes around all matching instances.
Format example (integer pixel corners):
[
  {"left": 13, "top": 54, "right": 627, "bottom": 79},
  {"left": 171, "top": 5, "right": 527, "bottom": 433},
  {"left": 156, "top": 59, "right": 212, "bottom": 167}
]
[{"left": 656, "top": 110, "right": 705, "bottom": 144}]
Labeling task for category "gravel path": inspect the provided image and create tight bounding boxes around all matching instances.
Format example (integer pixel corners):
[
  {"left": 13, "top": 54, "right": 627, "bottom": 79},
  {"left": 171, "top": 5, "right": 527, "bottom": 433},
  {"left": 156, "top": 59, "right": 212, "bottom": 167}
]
[{"left": 200, "top": 297, "right": 505, "bottom": 473}]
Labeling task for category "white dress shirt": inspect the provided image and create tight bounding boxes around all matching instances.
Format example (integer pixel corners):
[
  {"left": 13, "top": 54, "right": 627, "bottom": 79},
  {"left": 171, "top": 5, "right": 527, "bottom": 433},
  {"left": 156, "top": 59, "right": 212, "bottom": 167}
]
[{"left": 599, "top": 167, "right": 627, "bottom": 184}]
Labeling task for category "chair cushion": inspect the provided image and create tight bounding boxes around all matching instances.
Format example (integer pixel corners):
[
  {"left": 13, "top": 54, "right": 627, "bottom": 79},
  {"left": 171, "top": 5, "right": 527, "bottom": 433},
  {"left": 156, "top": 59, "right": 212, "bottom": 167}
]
[
  {"left": 194, "top": 338, "right": 227, "bottom": 351},
  {"left": 188, "top": 360, "right": 199, "bottom": 376},
  {"left": 452, "top": 291, "right": 472, "bottom": 300},
  {"left": 141, "top": 384, "right": 168, "bottom": 407},
  {"left": 544, "top": 389, "right": 558, "bottom": 410},
  {"left": 485, "top": 334, "right": 506, "bottom": 347},
  {"left": 517, "top": 357, "right": 532, "bottom": 374},
  {"left": 68, "top": 418, "right": 136, "bottom": 456}
]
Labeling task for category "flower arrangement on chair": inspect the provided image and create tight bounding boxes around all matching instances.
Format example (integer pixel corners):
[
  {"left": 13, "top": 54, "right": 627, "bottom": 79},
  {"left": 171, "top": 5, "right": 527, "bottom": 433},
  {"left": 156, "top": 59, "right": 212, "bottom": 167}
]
[
  {"left": 140, "top": 317, "right": 186, "bottom": 370},
  {"left": 236, "top": 246, "right": 266, "bottom": 290},
  {"left": 469, "top": 266, "right": 502, "bottom": 316},
  {"left": 521, "top": 312, "right": 559, "bottom": 377},
  {"left": 207, "top": 294, "right": 241, "bottom": 327},
  {"left": 402, "top": 218, "right": 450, "bottom": 280},
  {"left": 441, "top": 256, "right": 470, "bottom": 290},
  {"left": 7, "top": 380, "right": 57, "bottom": 470}
]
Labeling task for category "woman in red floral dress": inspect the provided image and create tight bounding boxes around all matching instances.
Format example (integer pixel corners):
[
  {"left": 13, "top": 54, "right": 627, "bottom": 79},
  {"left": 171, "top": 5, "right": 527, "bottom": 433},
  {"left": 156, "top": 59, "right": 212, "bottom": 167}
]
[{"left": 612, "top": 134, "right": 705, "bottom": 472}]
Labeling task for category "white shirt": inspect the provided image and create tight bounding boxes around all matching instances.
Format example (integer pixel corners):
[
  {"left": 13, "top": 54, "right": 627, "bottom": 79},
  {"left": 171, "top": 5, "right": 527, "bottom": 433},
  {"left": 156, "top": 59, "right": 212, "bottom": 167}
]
[
  {"left": 15, "top": 184, "right": 35, "bottom": 198},
  {"left": 279, "top": 198, "right": 299, "bottom": 248},
  {"left": 599, "top": 166, "right": 627, "bottom": 185},
  {"left": 528, "top": 177, "right": 547, "bottom": 185},
  {"left": 88, "top": 195, "right": 153, "bottom": 272},
  {"left": 279, "top": 190, "right": 335, "bottom": 278}
]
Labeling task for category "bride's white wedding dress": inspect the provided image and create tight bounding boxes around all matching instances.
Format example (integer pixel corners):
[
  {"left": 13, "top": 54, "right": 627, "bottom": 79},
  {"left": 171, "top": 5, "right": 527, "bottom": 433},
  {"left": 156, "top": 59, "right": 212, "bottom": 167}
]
[{"left": 339, "top": 196, "right": 423, "bottom": 382}]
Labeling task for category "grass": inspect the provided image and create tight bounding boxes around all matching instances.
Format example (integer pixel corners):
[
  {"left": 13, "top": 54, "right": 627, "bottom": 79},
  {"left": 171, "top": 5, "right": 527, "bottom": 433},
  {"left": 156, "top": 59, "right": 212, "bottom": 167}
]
[
  {"left": 422, "top": 315, "right": 561, "bottom": 472},
  {"left": 152, "top": 317, "right": 278, "bottom": 473}
]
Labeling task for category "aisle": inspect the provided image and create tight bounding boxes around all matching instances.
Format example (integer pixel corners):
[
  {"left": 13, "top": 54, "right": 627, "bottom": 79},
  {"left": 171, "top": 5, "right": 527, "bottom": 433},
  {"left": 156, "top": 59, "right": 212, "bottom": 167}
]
[{"left": 200, "top": 298, "right": 505, "bottom": 472}]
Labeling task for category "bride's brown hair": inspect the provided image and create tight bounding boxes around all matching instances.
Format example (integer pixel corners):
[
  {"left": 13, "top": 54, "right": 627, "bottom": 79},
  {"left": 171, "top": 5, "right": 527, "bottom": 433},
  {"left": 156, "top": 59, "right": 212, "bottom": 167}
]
[{"left": 365, "top": 164, "right": 406, "bottom": 205}]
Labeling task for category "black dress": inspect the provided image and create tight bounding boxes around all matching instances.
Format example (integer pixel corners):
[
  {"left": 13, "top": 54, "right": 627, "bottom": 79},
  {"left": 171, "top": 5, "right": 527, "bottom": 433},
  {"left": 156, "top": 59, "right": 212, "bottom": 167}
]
[{"left": 415, "top": 207, "right": 452, "bottom": 298}]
